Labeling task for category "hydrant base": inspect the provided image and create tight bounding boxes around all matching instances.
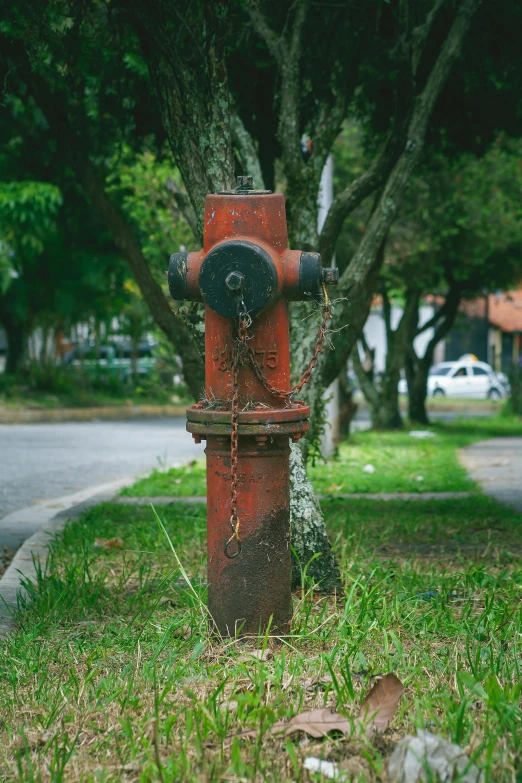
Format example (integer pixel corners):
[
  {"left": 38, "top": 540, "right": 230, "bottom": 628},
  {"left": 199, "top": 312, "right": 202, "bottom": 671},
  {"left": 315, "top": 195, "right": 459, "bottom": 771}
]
[{"left": 205, "top": 436, "right": 293, "bottom": 637}]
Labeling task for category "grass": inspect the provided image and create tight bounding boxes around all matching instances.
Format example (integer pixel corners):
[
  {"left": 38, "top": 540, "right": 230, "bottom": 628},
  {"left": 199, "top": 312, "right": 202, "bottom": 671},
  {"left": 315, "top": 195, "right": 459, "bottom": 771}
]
[
  {"left": 1, "top": 493, "right": 522, "bottom": 781},
  {"left": 122, "top": 414, "right": 522, "bottom": 498}
]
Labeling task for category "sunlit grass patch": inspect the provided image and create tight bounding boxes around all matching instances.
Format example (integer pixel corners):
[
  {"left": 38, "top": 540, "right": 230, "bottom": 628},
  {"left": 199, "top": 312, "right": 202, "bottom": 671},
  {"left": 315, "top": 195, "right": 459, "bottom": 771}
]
[{"left": 0, "top": 496, "right": 521, "bottom": 781}]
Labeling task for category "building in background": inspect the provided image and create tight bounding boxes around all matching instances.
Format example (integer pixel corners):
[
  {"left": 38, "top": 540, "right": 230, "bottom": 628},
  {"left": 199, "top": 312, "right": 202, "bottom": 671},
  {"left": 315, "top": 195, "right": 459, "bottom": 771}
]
[{"left": 446, "top": 289, "right": 522, "bottom": 370}]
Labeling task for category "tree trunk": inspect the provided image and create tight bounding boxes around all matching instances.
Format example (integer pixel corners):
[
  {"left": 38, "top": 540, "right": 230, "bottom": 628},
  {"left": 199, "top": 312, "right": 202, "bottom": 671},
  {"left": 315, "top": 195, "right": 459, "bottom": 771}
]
[
  {"left": 3, "top": 315, "right": 27, "bottom": 374},
  {"left": 405, "top": 283, "right": 463, "bottom": 424},
  {"left": 289, "top": 443, "right": 342, "bottom": 593},
  {"left": 408, "top": 361, "right": 430, "bottom": 424},
  {"left": 373, "top": 367, "right": 404, "bottom": 429},
  {"left": 338, "top": 369, "right": 358, "bottom": 438}
]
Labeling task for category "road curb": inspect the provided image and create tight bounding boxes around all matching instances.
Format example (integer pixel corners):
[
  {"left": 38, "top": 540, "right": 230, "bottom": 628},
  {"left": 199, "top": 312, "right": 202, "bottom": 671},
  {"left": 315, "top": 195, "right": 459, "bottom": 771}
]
[
  {"left": 0, "top": 479, "right": 130, "bottom": 639},
  {"left": 0, "top": 404, "right": 186, "bottom": 425}
]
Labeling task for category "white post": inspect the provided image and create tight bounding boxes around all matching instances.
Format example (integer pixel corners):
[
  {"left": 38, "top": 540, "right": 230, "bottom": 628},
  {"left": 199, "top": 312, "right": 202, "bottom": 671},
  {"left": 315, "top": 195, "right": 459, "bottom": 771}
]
[{"left": 318, "top": 155, "right": 339, "bottom": 457}]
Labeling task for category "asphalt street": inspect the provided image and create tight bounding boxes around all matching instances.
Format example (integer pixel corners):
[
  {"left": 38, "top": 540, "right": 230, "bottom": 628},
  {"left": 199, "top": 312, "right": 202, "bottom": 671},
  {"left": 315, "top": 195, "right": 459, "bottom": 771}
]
[{"left": 0, "top": 417, "right": 203, "bottom": 521}]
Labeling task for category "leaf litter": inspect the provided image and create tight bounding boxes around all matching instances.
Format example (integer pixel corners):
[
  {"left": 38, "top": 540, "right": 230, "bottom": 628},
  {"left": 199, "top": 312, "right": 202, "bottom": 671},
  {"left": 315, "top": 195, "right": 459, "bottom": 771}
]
[{"left": 233, "top": 672, "right": 405, "bottom": 741}]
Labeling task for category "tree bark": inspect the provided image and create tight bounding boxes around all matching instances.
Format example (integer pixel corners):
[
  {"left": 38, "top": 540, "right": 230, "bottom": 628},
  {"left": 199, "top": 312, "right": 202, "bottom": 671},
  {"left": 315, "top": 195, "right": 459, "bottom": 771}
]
[
  {"left": 132, "top": 0, "right": 235, "bottom": 241},
  {"left": 289, "top": 443, "right": 342, "bottom": 593}
]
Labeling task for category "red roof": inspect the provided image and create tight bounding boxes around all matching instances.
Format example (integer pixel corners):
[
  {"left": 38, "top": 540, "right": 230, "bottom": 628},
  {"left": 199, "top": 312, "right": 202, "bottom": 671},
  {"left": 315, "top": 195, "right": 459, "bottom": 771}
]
[{"left": 487, "top": 289, "right": 522, "bottom": 333}]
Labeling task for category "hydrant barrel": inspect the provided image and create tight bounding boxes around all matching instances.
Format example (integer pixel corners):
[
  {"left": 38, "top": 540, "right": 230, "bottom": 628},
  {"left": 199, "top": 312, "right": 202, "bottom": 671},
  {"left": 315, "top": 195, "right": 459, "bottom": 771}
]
[{"left": 168, "top": 179, "right": 337, "bottom": 637}]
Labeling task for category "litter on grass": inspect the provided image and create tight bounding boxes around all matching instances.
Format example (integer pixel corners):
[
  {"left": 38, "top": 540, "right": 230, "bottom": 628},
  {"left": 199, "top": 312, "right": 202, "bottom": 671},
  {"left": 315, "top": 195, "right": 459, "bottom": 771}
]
[{"left": 389, "top": 730, "right": 484, "bottom": 783}]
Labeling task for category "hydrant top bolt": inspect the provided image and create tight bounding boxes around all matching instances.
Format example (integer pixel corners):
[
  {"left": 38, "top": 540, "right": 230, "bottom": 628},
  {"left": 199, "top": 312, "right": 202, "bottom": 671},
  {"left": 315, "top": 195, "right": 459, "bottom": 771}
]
[
  {"left": 236, "top": 175, "right": 254, "bottom": 191},
  {"left": 225, "top": 270, "right": 244, "bottom": 294}
]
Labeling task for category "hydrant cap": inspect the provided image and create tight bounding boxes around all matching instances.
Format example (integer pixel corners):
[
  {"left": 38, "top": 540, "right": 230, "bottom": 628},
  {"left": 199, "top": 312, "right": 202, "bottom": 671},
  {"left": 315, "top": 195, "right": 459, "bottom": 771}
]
[{"left": 199, "top": 240, "right": 278, "bottom": 318}]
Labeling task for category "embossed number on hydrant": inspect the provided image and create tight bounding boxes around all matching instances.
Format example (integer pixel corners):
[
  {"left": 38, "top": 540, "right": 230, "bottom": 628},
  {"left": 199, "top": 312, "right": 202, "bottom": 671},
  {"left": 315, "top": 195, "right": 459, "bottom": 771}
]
[{"left": 212, "top": 347, "right": 278, "bottom": 370}]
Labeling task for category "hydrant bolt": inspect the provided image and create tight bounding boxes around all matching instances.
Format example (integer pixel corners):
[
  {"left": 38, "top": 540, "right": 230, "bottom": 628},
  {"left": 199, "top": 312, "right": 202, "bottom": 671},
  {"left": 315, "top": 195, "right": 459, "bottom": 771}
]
[{"left": 225, "top": 270, "right": 244, "bottom": 294}]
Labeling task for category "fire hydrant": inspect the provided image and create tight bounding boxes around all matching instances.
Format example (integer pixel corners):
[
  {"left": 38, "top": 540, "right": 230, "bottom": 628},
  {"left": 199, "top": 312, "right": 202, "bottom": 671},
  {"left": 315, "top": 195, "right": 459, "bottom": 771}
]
[{"left": 168, "top": 176, "right": 338, "bottom": 637}]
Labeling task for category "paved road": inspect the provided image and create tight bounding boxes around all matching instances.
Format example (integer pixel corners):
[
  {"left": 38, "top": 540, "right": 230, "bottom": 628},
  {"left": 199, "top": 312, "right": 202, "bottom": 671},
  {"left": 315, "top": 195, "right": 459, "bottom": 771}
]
[
  {"left": 460, "top": 437, "right": 522, "bottom": 512},
  {"left": 0, "top": 418, "right": 203, "bottom": 522}
]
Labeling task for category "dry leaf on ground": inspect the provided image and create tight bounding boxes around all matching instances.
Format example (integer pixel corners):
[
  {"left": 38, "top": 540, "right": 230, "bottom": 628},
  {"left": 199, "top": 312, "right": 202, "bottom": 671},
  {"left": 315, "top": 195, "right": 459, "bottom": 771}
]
[
  {"left": 359, "top": 673, "right": 405, "bottom": 734},
  {"left": 94, "top": 538, "right": 124, "bottom": 550},
  {"left": 234, "top": 672, "right": 405, "bottom": 740}
]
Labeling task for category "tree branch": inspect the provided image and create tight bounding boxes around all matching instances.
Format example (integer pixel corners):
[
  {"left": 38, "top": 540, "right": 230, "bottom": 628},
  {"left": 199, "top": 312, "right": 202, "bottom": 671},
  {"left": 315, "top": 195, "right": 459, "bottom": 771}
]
[
  {"left": 230, "top": 112, "right": 265, "bottom": 189},
  {"left": 414, "top": 297, "right": 448, "bottom": 336},
  {"left": 245, "top": 0, "right": 283, "bottom": 64},
  {"left": 318, "top": 125, "right": 404, "bottom": 266},
  {"left": 321, "top": 0, "right": 481, "bottom": 387},
  {"left": 381, "top": 283, "right": 393, "bottom": 346},
  {"left": 279, "top": 0, "right": 310, "bottom": 178},
  {"left": 412, "top": 0, "right": 447, "bottom": 75},
  {"left": 352, "top": 343, "right": 380, "bottom": 408},
  {"left": 422, "top": 285, "right": 462, "bottom": 366}
]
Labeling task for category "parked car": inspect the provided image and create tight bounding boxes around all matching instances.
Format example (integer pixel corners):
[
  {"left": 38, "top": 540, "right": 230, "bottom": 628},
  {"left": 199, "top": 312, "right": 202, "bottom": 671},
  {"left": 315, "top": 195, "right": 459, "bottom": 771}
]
[
  {"left": 63, "top": 341, "right": 157, "bottom": 383},
  {"left": 398, "top": 360, "right": 508, "bottom": 399}
]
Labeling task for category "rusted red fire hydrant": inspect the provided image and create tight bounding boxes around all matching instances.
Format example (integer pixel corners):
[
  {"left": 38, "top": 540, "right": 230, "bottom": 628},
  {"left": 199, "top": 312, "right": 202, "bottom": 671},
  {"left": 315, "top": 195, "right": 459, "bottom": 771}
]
[{"left": 168, "top": 176, "right": 338, "bottom": 637}]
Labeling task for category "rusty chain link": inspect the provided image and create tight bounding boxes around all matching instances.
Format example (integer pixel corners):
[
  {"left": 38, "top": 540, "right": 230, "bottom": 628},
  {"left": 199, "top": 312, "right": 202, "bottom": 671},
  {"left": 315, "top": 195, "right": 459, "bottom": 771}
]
[
  {"left": 224, "top": 323, "right": 242, "bottom": 559},
  {"left": 224, "top": 286, "right": 332, "bottom": 559}
]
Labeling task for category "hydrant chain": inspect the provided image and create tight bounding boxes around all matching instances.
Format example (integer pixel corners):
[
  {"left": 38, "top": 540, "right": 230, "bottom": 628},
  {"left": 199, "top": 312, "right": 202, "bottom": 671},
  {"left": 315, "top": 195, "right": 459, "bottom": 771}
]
[
  {"left": 224, "top": 332, "right": 242, "bottom": 560},
  {"left": 238, "top": 285, "right": 332, "bottom": 402}
]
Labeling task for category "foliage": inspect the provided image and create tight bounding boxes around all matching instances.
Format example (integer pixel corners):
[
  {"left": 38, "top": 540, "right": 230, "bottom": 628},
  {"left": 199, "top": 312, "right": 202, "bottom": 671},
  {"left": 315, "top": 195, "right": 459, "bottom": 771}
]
[
  {"left": 386, "top": 139, "right": 522, "bottom": 295},
  {"left": 0, "top": 180, "right": 62, "bottom": 291},
  {"left": 106, "top": 148, "right": 196, "bottom": 270}
]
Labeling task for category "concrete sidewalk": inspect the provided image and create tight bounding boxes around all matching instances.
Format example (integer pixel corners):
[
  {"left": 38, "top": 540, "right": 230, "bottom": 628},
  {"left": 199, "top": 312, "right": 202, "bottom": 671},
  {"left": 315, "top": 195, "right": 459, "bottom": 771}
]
[{"left": 460, "top": 437, "right": 522, "bottom": 512}]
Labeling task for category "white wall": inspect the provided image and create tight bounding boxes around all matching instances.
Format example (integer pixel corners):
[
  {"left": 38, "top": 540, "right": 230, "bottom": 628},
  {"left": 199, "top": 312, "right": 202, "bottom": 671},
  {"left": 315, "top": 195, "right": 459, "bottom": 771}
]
[{"left": 362, "top": 304, "right": 444, "bottom": 372}]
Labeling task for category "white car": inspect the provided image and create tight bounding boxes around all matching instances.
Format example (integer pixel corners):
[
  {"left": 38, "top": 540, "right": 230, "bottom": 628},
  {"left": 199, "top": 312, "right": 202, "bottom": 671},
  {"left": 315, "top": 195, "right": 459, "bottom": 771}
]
[{"left": 398, "top": 361, "right": 508, "bottom": 399}]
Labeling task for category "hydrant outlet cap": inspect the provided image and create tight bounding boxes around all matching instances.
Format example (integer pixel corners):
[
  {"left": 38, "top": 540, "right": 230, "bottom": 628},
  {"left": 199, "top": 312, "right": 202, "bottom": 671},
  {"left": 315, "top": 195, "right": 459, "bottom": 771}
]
[
  {"left": 168, "top": 251, "right": 188, "bottom": 300},
  {"left": 199, "top": 240, "right": 277, "bottom": 318}
]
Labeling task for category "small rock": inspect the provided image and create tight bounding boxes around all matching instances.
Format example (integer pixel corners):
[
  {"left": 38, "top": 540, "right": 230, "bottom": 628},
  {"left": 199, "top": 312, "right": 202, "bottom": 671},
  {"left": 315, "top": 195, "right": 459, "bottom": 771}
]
[{"left": 363, "top": 464, "right": 375, "bottom": 474}]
